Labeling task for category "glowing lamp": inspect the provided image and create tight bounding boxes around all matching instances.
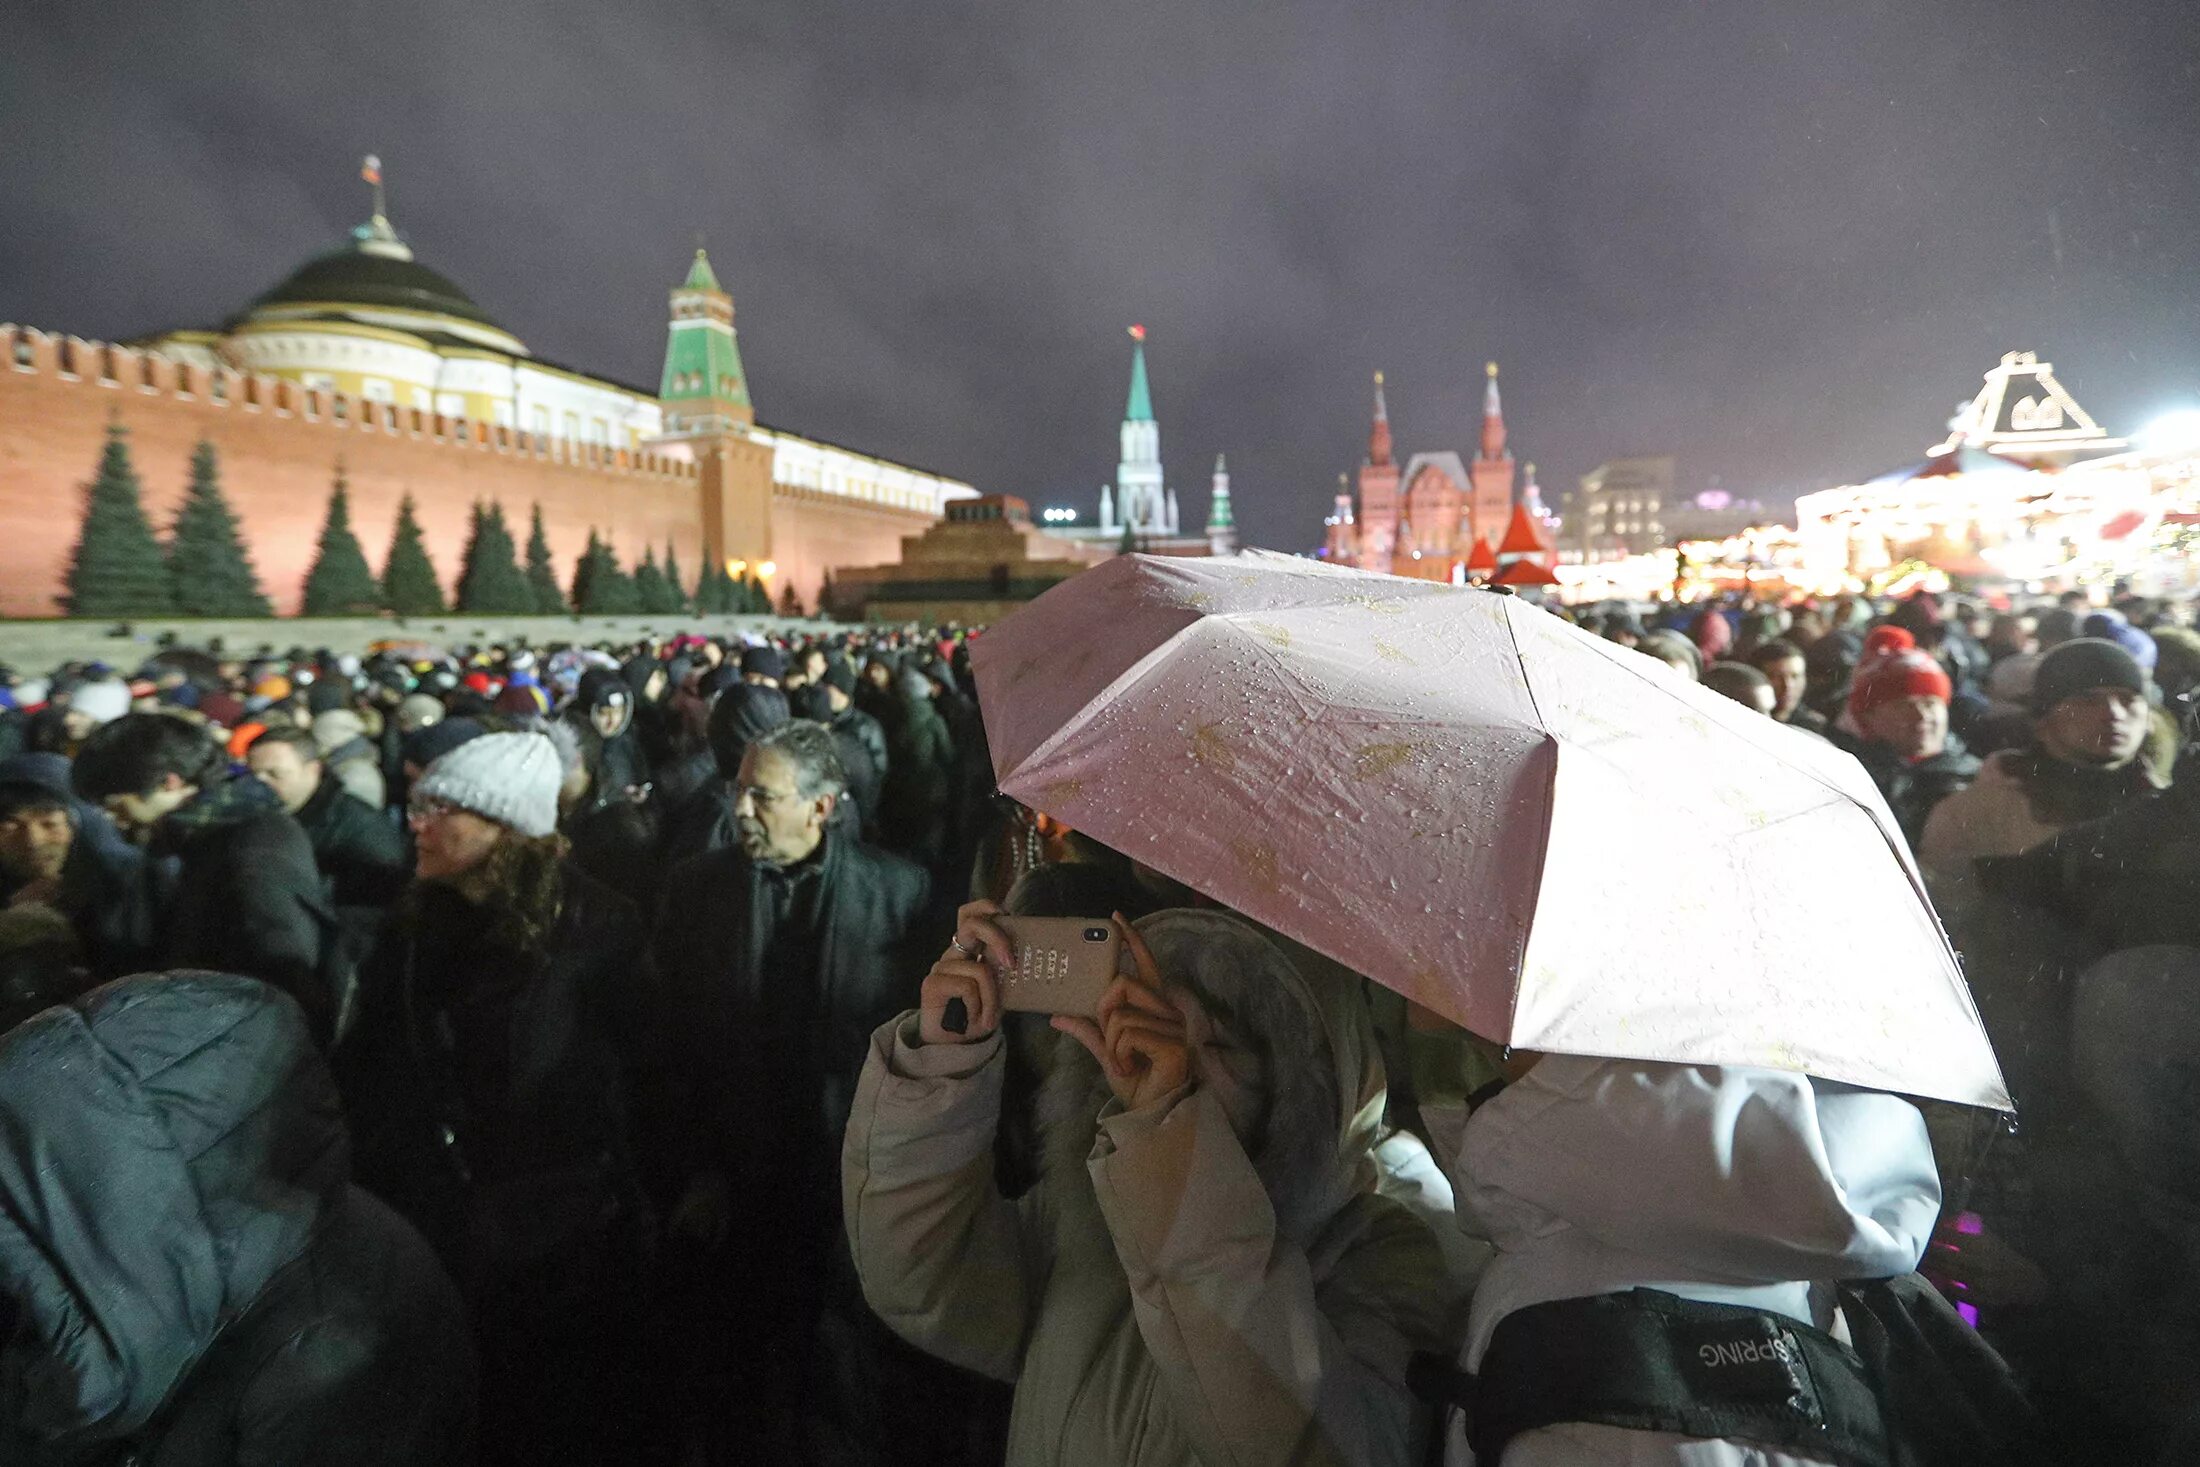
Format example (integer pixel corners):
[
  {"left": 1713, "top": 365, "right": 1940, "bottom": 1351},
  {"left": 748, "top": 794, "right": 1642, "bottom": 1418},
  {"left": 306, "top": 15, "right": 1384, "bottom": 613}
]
[
  {"left": 2140, "top": 408, "right": 2200, "bottom": 454},
  {"left": 757, "top": 560, "right": 778, "bottom": 579},
  {"left": 726, "top": 559, "right": 747, "bottom": 577}
]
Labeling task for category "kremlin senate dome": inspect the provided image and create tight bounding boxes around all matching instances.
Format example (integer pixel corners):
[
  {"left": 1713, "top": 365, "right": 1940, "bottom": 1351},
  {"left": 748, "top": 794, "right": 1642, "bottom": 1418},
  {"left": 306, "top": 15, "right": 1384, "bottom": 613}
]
[{"left": 149, "top": 178, "right": 656, "bottom": 447}]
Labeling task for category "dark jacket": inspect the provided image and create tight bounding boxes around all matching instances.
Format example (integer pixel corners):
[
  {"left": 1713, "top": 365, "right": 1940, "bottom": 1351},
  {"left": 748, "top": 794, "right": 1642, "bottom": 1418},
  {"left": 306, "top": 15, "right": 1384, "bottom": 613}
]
[
  {"left": 653, "top": 833, "right": 930, "bottom": 1226},
  {"left": 144, "top": 774, "right": 337, "bottom": 1038},
  {"left": 0, "top": 973, "right": 473, "bottom": 1467},
  {"left": 829, "top": 704, "right": 887, "bottom": 834},
  {"left": 879, "top": 689, "right": 956, "bottom": 860},
  {"left": 339, "top": 866, "right": 664, "bottom": 1299},
  {"left": 1826, "top": 728, "right": 1980, "bottom": 848},
  {"left": 295, "top": 771, "right": 410, "bottom": 909}
]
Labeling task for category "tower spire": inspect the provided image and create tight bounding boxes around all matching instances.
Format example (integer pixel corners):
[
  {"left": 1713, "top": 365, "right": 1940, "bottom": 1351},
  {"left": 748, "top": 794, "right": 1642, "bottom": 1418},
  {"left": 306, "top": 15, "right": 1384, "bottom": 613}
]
[
  {"left": 1368, "top": 370, "right": 1393, "bottom": 467},
  {"left": 1480, "top": 361, "right": 1508, "bottom": 461},
  {"left": 1125, "top": 324, "right": 1155, "bottom": 423},
  {"left": 352, "top": 154, "right": 412, "bottom": 261}
]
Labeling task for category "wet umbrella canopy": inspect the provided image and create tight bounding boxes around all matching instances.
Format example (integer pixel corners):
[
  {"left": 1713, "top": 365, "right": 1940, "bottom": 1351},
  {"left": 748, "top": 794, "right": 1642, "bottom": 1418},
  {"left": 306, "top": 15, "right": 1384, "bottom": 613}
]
[{"left": 974, "top": 552, "right": 2009, "bottom": 1109}]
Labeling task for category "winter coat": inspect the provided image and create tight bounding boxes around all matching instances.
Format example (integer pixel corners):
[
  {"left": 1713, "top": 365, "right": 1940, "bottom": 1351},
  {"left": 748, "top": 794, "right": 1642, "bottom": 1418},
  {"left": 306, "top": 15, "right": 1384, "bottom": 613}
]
[
  {"left": 843, "top": 910, "right": 1467, "bottom": 1467},
  {"left": 294, "top": 769, "right": 409, "bottom": 909},
  {"left": 313, "top": 711, "right": 388, "bottom": 811},
  {"left": 338, "top": 867, "right": 665, "bottom": 1298},
  {"left": 145, "top": 774, "right": 338, "bottom": 1040},
  {"left": 1824, "top": 727, "right": 1979, "bottom": 849},
  {"left": 879, "top": 688, "right": 955, "bottom": 859},
  {"left": 1442, "top": 1056, "right": 1941, "bottom": 1466},
  {"left": 831, "top": 704, "right": 889, "bottom": 832},
  {"left": 654, "top": 832, "right": 930, "bottom": 1218},
  {"left": 0, "top": 972, "right": 473, "bottom": 1467},
  {"left": 1919, "top": 748, "right": 2159, "bottom": 932}
]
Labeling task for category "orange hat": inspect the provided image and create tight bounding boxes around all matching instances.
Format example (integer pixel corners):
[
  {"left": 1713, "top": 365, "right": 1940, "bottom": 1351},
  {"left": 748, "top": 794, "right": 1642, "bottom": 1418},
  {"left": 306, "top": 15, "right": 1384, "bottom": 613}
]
[{"left": 252, "top": 675, "right": 293, "bottom": 701}]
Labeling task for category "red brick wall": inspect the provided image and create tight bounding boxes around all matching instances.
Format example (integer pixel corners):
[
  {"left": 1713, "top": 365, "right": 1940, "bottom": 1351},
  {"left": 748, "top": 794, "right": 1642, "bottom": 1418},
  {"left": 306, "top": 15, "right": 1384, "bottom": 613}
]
[
  {"left": 2, "top": 326, "right": 942, "bottom": 620},
  {"left": 770, "top": 485, "right": 937, "bottom": 615}
]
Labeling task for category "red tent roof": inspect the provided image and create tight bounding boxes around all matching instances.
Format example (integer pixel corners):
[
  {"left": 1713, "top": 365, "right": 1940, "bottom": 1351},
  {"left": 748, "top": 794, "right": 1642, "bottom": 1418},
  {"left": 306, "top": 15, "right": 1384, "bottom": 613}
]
[
  {"left": 1497, "top": 503, "right": 1550, "bottom": 557},
  {"left": 1491, "top": 558, "right": 1560, "bottom": 587},
  {"left": 1464, "top": 535, "right": 1499, "bottom": 574}
]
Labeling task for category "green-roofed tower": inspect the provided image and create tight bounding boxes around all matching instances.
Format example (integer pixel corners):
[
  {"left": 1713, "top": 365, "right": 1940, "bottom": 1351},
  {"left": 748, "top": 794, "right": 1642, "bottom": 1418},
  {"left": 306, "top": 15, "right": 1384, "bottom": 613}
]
[
  {"left": 1125, "top": 329, "right": 1155, "bottom": 423},
  {"left": 659, "top": 248, "right": 753, "bottom": 433},
  {"left": 1114, "top": 324, "right": 1166, "bottom": 534}
]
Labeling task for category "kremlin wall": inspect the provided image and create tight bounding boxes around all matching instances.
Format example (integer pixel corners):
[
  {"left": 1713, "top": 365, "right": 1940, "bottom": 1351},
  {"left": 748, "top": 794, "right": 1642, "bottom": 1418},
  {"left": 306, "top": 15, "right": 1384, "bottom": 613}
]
[{"left": 0, "top": 175, "right": 971, "bottom": 619}]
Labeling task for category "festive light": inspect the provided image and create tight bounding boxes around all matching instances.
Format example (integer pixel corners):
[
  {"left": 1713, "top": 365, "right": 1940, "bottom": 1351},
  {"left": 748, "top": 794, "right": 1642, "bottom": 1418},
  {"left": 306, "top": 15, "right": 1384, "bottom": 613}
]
[
  {"left": 2140, "top": 408, "right": 2200, "bottom": 454},
  {"left": 725, "top": 558, "right": 747, "bottom": 577},
  {"left": 757, "top": 560, "right": 778, "bottom": 580}
]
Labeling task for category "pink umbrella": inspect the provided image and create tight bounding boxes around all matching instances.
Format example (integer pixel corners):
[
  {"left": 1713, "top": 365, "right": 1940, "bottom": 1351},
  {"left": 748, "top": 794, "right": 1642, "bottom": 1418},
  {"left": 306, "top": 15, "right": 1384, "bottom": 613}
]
[{"left": 972, "top": 552, "right": 2008, "bottom": 1108}]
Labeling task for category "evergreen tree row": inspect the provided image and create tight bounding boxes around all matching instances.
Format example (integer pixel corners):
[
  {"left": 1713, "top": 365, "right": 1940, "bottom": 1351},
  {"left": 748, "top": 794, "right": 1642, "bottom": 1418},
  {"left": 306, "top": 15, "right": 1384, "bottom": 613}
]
[{"left": 63, "top": 421, "right": 743, "bottom": 620}]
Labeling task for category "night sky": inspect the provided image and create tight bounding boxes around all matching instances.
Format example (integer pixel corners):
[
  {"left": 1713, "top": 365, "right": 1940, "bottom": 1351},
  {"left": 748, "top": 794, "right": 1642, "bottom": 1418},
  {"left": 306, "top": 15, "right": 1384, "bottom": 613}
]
[{"left": 6, "top": 2, "right": 2199, "bottom": 550}]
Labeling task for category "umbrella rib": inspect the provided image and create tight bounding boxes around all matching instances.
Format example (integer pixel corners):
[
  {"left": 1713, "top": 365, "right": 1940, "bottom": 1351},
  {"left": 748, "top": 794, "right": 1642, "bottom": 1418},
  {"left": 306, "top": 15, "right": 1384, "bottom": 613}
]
[
  {"left": 994, "top": 617, "right": 1205, "bottom": 789},
  {"left": 1499, "top": 598, "right": 1561, "bottom": 1044}
]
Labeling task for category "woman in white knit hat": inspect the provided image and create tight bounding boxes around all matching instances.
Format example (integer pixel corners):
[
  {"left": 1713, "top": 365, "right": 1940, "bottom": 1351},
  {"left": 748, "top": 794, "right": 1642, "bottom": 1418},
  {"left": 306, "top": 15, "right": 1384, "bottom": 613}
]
[{"left": 335, "top": 729, "right": 671, "bottom": 1464}]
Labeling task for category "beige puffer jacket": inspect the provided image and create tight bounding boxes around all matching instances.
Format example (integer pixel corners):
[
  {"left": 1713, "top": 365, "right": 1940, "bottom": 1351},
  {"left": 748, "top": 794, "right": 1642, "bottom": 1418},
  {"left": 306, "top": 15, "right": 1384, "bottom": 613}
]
[{"left": 842, "top": 910, "right": 1467, "bottom": 1466}]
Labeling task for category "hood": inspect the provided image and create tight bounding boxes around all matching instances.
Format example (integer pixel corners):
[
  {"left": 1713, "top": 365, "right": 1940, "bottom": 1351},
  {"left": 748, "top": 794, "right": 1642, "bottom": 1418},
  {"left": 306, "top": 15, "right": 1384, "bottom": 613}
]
[
  {"left": 158, "top": 769, "right": 283, "bottom": 846},
  {"left": 311, "top": 709, "right": 369, "bottom": 755},
  {"left": 0, "top": 972, "right": 347, "bottom": 1447},
  {"left": 1043, "top": 909, "right": 1387, "bottom": 1245},
  {"left": 1456, "top": 1055, "right": 1939, "bottom": 1288},
  {"left": 707, "top": 684, "right": 790, "bottom": 780}
]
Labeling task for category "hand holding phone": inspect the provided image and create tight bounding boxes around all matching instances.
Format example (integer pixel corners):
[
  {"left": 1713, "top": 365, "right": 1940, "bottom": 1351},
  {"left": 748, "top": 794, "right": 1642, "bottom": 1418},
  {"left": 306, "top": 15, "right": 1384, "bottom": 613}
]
[{"left": 919, "top": 901, "right": 1013, "bottom": 1046}]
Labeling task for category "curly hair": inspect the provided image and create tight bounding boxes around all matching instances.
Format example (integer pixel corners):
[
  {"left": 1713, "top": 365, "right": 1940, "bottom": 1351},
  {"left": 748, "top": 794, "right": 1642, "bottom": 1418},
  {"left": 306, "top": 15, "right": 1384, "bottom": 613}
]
[{"left": 400, "top": 830, "right": 571, "bottom": 958}]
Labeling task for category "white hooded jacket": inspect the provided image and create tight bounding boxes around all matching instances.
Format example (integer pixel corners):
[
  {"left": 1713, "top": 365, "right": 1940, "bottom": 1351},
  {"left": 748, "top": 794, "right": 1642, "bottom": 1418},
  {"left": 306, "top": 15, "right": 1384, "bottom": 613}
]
[{"left": 1442, "top": 1055, "right": 1942, "bottom": 1466}]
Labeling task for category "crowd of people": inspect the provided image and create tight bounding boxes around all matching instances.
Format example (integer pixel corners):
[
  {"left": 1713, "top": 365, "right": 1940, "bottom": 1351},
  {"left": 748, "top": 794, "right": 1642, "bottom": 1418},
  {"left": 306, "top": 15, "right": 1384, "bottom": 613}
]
[{"left": 0, "top": 581, "right": 2186, "bottom": 1464}]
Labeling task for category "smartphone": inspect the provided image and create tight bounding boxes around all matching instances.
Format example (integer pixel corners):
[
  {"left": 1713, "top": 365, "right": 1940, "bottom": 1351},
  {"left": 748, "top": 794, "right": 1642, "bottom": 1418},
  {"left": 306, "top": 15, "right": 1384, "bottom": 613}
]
[{"left": 992, "top": 916, "right": 1124, "bottom": 1018}]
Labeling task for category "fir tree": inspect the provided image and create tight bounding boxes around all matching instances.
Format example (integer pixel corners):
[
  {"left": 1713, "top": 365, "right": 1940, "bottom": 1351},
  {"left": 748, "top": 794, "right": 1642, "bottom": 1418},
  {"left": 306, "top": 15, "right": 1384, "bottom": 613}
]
[
  {"left": 380, "top": 493, "right": 446, "bottom": 616},
  {"left": 167, "top": 440, "right": 272, "bottom": 617},
  {"left": 300, "top": 466, "right": 380, "bottom": 615},
  {"left": 579, "top": 536, "right": 642, "bottom": 616},
  {"left": 661, "top": 543, "right": 689, "bottom": 614},
  {"left": 633, "top": 546, "right": 677, "bottom": 615},
  {"left": 777, "top": 582, "right": 804, "bottom": 618},
  {"left": 694, "top": 561, "right": 726, "bottom": 614},
  {"left": 742, "top": 574, "right": 770, "bottom": 614},
  {"left": 455, "top": 501, "right": 533, "bottom": 614},
  {"left": 523, "top": 503, "right": 565, "bottom": 614},
  {"left": 570, "top": 528, "right": 603, "bottom": 614},
  {"left": 62, "top": 419, "right": 175, "bottom": 617}
]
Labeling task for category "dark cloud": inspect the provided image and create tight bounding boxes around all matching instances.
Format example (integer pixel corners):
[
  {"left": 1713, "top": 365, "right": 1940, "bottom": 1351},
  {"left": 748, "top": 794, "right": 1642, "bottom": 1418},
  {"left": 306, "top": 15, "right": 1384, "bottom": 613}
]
[{"left": 5, "top": 0, "right": 2198, "bottom": 548}]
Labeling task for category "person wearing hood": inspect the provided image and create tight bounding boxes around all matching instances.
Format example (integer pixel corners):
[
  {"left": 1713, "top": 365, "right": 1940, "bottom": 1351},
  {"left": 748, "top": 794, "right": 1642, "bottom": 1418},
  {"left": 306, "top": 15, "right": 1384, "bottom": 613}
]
[
  {"left": 0, "top": 971, "right": 473, "bottom": 1466},
  {"left": 821, "top": 654, "right": 889, "bottom": 825},
  {"left": 878, "top": 666, "right": 957, "bottom": 876},
  {"left": 338, "top": 730, "right": 670, "bottom": 1464},
  {"left": 70, "top": 713, "right": 337, "bottom": 1039},
  {"left": 1825, "top": 645, "right": 1979, "bottom": 847},
  {"left": 843, "top": 905, "right": 1467, "bottom": 1466},
  {"left": 1420, "top": 1042, "right": 1945, "bottom": 1466},
  {"left": 568, "top": 666, "right": 650, "bottom": 798},
  {"left": 311, "top": 707, "right": 387, "bottom": 811},
  {"left": 1921, "top": 638, "right": 2163, "bottom": 918},
  {"left": 657, "top": 682, "right": 791, "bottom": 866}
]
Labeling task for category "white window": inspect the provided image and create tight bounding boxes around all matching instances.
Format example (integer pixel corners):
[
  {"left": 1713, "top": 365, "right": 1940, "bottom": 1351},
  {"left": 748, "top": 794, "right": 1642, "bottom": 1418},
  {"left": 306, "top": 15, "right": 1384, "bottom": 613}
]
[
  {"left": 530, "top": 405, "right": 550, "bottom": 436},
  {"left": 562, "top": 411, "right": 581, "bottom": 442},
  {"left": 436, "top": 392, "right": 466, "bottom": 418},
  {"left": 362, "top": 378, "right": 394, "bottom": 405},
  {"left": 492, "top": 401, "right": 514, "bottom": 428}
]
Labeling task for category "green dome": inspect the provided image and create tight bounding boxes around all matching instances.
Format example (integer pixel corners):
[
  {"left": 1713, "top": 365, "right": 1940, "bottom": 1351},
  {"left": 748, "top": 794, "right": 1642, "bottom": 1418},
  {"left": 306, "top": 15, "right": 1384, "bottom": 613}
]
[{"left": 239, "top": 241, "right": 509, "bottom": 335}]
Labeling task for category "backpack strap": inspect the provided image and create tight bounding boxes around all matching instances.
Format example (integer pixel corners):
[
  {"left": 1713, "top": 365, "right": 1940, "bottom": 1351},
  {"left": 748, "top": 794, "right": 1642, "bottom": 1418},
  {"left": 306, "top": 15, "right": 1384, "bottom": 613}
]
[{"left": 1468, "top": 1289, "right": 1892, "bottom": 1467}]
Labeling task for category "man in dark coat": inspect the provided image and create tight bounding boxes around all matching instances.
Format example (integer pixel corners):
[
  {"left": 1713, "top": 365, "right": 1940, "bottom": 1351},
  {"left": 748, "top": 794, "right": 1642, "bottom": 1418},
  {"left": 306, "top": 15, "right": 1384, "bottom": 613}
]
[
  {"left": 822, "top": 656, "right": 888, "bottom": 825},
  {"left": 246, "top": 725, "right": 409, "bottom": 909},
  {"left": 0, "top": 972, "right": 473, "bottom": 1466},
  {"left": 71, "top": 713, "right": 338, "bottom": 1039},
  {"left": 654, "top": 719, "right": 931, "bottom": 1463},
  {"left": 0, "top": 752, "right": 142, "bottom": 941}
]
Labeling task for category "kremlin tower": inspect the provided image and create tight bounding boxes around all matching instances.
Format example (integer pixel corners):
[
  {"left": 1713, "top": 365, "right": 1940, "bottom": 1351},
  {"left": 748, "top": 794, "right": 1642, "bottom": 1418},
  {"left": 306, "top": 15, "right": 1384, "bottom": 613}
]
[{"left": 1076, "top": 326, "right": 1234, "bottom": 557}]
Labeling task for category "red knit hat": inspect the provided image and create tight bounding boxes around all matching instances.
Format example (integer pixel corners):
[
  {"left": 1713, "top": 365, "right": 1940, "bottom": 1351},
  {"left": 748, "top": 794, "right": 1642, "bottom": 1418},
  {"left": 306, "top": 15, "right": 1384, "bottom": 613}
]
[
  {"left": 1849, "top": 649, "right": 1951, "bottom": 721},
  {"left": 1860, "top": 625, "right": 1917, "bottom": 661}
]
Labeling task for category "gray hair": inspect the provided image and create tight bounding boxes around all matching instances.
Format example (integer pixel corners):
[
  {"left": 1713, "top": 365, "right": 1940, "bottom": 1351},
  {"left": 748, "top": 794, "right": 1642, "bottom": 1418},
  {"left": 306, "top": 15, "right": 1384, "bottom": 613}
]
[{"left": 753, "top": 719, "right": 848, "bottom": 802}]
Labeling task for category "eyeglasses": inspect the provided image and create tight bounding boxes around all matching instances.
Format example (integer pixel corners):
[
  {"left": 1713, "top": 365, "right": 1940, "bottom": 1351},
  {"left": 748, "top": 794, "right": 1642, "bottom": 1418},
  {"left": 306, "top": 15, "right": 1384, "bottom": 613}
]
[
  {"left": 407, "top": 796, "right": 460, "bottom": 823},
  {"left": 735, "top": 783, "right": 798, "bottom": 811}
]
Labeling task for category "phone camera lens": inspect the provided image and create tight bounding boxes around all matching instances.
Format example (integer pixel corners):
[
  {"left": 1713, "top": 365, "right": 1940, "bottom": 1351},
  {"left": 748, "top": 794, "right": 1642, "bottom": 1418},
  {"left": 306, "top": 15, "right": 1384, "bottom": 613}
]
[{"left": 1083, "top": 927, "right": 1109, "bottom": 942}]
